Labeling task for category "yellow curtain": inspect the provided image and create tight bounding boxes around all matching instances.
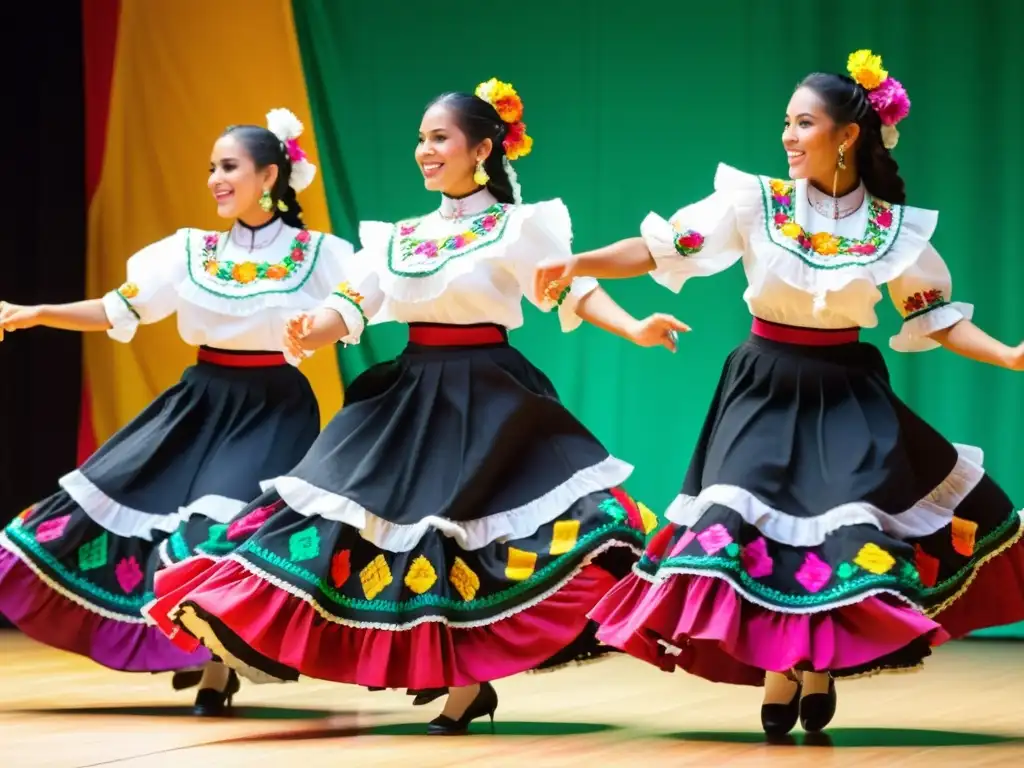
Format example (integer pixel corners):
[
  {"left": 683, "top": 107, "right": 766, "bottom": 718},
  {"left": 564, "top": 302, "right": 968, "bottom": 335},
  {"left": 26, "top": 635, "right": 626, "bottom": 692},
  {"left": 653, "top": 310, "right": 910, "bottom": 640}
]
[{"left": 85, "top": 0, "right": 342, "bottom": 443}]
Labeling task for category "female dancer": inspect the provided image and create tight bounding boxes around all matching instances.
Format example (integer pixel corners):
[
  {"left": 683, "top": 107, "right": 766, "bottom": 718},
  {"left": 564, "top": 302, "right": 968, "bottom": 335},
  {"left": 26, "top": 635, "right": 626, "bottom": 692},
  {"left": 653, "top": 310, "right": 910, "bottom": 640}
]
[
  {"left": 0, "top": 109, "right": 366, "bottom": 716},
  {"left": 144, "top": 78, "right": 685, "bottom": 733},
  {"left": 535, "top": 50, "right": 1024, "bottom": 735}
]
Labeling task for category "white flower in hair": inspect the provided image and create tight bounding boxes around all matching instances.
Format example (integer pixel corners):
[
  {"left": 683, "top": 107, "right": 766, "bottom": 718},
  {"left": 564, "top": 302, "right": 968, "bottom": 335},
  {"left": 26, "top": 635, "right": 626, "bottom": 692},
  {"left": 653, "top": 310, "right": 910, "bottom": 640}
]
[
  {"left": 265, "top": 107, "right": 318, "bottom": 194},
  {"left": 880, "top": 124, "right": 899, "bottom": 150}
]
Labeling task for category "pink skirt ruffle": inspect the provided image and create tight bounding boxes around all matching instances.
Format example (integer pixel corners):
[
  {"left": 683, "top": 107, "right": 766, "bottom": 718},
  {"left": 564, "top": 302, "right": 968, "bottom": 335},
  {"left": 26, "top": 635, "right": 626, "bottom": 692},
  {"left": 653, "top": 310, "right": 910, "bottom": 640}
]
[
  {"left": 148, "top": 556, "right": 619, "bottom": 689},
  {"left": 589, "top": 570, "right": 950, "bottom": 686}
]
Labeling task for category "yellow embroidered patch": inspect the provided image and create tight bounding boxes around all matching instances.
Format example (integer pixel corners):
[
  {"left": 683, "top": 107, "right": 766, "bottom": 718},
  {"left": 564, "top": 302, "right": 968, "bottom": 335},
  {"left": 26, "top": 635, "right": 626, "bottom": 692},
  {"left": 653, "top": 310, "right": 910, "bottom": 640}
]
[
  {"left": 638, "top": 502, "right": 659, "bottom": 534},
  {"left": 117, "top": 282, "right": 139, "bottom": 299},
  {"left": 853, "top": 542, "right": 896, "bottom": 575},
  {"left": 404, "top": 555, "right": 438, "bottom": 594},
  {"left": 505, "top": 547, "right": 538, "bottom": 581},
  {"left": 449, "top": 557, "right": 481, "bottom": 601},
  {"left": 549, "top": 519, "right": 581, "bottom": 555},
  {"left": 359, "top": 554, "right": 393, "bottom": 600}
]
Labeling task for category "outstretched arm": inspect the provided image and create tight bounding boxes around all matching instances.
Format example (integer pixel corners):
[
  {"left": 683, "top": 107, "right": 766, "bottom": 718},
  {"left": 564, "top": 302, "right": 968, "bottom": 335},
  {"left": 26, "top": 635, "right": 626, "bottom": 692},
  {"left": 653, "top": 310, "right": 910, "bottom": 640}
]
[
  {"left": 0, "top": 299, "right": 112, "bottom": 337},
  {"left": 930, "top": 320, "right": 1024, "bottom": 370},
  {"left": 534, "top": 238, "right": 656, "bottom": 302},
  {"left": 576, "top": 286, "right": 690, "bottom": 352}
]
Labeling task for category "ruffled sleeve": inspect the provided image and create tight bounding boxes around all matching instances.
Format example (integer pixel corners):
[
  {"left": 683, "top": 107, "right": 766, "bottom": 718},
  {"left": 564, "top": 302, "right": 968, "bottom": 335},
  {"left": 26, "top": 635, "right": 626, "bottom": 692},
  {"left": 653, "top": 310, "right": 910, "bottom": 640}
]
[
  {"left": 507, "top": 199, "right": 596, "bottom": 332},
  {"left": 101, "top": 230, "right": 186, "bottom": 343},
  {"left": 320, "top": 227, "right": 386, "bottom": 345},
  {"left": 887, "top": 243, "right": 974, "bottom": 352},
  {"left": 641, "top": 163, "right": 753, "bottom": 293}
]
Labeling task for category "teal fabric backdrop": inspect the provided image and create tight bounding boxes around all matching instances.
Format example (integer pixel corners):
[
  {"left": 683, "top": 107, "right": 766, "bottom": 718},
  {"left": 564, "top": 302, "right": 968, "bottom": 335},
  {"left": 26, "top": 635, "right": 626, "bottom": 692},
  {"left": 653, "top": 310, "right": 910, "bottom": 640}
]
[{"left": 292, "top": 0, "right": 1024, "bottom": 636}]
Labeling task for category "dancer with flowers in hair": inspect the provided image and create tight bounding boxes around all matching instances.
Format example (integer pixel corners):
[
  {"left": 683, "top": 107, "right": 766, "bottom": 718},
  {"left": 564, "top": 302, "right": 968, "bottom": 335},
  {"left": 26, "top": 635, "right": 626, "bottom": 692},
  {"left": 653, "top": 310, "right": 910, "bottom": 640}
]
[
  {"left": 0, "top": 109, "right": 364, "bottom": 716},
  {"left": 535, "top": 50, "right": 1024, "bottom": 735},
  {"left": 144, "top": 78, "right": 687, "bottom": 734}
]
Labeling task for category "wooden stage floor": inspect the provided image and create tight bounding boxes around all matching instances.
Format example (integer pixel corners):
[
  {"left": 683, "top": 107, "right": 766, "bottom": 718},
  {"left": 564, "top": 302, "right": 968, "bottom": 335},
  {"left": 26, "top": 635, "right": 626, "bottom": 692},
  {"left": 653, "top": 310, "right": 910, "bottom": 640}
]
[{"left": 1, "top": 631, "right": 1022, "bottom": 767}]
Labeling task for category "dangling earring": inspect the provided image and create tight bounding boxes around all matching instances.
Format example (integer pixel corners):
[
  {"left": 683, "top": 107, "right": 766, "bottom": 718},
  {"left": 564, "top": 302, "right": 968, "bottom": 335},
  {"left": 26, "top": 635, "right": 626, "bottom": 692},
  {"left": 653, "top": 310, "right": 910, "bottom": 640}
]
[
  {"left": 831, "top": 143, "right": 847, "bottom": 221},
  {"left": 259, "top": 189, "right": 273, "bottom": 212},
  {"left": 473, "top": 159, "right": 489, "bottom": 187},
  {"left": 277, "top": 199, "right": 289, "bottom": 212}
]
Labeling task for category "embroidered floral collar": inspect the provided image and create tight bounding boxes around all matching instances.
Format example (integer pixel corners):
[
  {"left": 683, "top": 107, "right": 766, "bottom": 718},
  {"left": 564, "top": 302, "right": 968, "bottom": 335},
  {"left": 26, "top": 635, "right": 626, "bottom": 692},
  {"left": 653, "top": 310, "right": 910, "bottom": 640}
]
[
  {"left": 439, "top": 188, "right": 498, "bottom": 219},
  {"left": 760, "top": 176, "right": 904, "bottom": 268}
]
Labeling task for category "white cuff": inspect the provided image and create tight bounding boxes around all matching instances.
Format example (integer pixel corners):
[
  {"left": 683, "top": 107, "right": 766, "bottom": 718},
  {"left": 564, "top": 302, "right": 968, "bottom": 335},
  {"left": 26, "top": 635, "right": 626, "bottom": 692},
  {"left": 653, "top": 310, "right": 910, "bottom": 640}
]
[
  {"left": 323, "top": 293, "right": 367, "bottom": 345},
  {"left": 890, "top": 301, "right": 974, "bottom": 353},
  {"left": 557, "top": 276, "right": 599, "bottom": 333},
  {"left": 102, "top": 290, "right": 140, "bottom": 343},
  {"left": 640, "top": 213, "right": 690, "bottom": 294}
]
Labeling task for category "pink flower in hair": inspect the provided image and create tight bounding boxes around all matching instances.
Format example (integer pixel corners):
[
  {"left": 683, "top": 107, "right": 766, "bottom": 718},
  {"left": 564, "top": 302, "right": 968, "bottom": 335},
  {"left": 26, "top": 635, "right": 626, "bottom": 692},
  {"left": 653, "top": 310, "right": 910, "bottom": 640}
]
[
  {"left": 285, "top": 138, "right": 307, "bottom": 163},
  {"left": 868, "top": 77, "right": 911, "bottom": 126}
]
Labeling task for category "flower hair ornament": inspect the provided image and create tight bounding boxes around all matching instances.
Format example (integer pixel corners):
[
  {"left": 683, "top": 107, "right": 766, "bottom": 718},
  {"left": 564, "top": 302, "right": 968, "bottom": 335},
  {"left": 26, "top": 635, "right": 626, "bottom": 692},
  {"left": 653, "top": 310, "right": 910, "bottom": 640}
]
[
  {"left": 265, "top": 107, "right": 318, "bottom": 194},
  {"left": 846, "top": 49, "right": 911, "bottom": 150},
  {"left": 474, "top": 77, "right": 533, "bottom": 204}
]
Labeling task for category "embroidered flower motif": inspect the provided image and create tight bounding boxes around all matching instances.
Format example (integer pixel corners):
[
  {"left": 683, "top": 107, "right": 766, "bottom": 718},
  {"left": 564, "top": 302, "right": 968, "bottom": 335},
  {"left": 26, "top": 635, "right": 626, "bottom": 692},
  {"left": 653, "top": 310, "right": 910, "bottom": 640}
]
[
  {"left": 117, "top": 282, "right": 140, "bottom": 300},
  {"left": 950, "top": 516, "right": 978, "bottom": 557},
  {"left": 77, "top": 533, "right": 108, "bottom": 571},
  {"left": 914, "top": 544, "right": 940, "bottom": 588},
  {"left": 741, "top": 536, "right": 773, "bottom": 579},
  {"left": 288, "top": 527, "right": 320, "bottom": 563},
  {"left": 34, "top": 515, "right": 71, "bottom": 543},
  {"left": 768, "top": 178, "right": 898, "bottom": 260},
  {"left": 403, "top": 555, "right": 437, "bottom": 594},
  {"left": 780, "top": 222, "right": 803, "bottom": 240},
  {"left": 202, "top": 230, "right": 313, "bottom": 286},
  {"left": 853, "top": 542, "right": 896, "bottom": 575},
  {"left": 115, "top": 556, "right": 144, "bottom": 593},
  {"left": 231, "top": 262, "right": 258, "bottom": 284},
  {"left": 810, "top": 232, "right": 841, "bottom": 256},
  {"left": 226, "top": 500, "right": 283, "bottom": 541},
  {"left": 333, "top": 282, "right": 364, "bottom": 306},
  {"left": 202, "top": 524, "right": 232, "bottom": 554},
  {"left": 598, "top": 496, "right": 627, "bottom": 522},
  {"left": 837, "top": 562, "right": 857, "bottom": 580},
  {"left": 266, "top": 264, "right": 289, "bottom": 280},
  {"left": 331, "top": 549, "right": 352, "bottom": 588},
  {"left": 902, "top": 288, "right": 946, "bottom": 316},
  {"left": 673, "top": 229, "right": 705, "bottom": 256},
  {"left": 696, "top": 524, "right": 733, "bottom": 555},
  {"left": 794, "top": 552, "right": 833, "bottom": 593},
  {"left": 398, "top": 204, "right": 511, "bottom": 266},
  {"left": 360, "top": 554, "right": 393, "bottom": 600},
  {"left": 449, "top": 556, "right": 480, "bottom": 601}
]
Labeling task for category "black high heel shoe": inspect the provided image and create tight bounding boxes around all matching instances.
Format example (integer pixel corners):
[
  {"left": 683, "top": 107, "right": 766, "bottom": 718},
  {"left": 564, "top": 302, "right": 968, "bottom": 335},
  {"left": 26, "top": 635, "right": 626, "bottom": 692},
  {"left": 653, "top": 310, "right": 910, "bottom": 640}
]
[
  {"left": 760, "top": 674, "right": 802, "bottom": 737},
  {"left": 799, "top": 675, "right": 836, "bottom": 733},
  {"left": 426, "top": 682, "right": 498, "bottom": 736},
  {"left": 192, "top": 670, "right": 240, "bottom": 717}
]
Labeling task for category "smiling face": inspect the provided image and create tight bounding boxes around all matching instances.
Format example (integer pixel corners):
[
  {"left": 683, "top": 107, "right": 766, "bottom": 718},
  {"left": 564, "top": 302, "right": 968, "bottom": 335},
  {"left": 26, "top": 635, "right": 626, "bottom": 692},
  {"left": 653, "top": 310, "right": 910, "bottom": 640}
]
[
  {"left": 207, "top": 134, "right": 277, "bottom": 221},
  {"left": 415, "top": 102, "right": 491, "bottom": 198},
  {"left": 782, "top": 86, "right": 860, "bottom": 185}
]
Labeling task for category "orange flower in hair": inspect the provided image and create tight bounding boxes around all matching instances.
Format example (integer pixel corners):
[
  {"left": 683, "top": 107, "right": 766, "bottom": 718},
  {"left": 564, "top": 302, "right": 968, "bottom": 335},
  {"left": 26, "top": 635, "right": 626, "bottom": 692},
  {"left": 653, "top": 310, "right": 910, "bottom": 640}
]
[{"left": 476, "top": 77, "right": 533, "bottom": 161}]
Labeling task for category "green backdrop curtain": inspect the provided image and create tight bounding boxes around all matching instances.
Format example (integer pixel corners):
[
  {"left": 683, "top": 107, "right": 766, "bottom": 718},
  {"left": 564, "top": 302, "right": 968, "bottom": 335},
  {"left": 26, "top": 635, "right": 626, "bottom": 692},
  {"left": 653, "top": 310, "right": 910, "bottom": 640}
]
[{"left": 292, "top": 0, "right": 1024, "bottom": 636}]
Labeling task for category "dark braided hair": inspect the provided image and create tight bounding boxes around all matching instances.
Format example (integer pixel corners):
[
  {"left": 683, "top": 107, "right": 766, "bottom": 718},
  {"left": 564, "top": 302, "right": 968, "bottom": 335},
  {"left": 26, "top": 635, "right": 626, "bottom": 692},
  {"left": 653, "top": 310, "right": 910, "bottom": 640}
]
[
  {"left": 798, "top": 73, "right": 907, "bottom": 205},
  {"left": 222, "top": 125, "right": 305, "bottom": 228},
  {"left": 426, "top": 92, "right": 515, "bottom": 204}
]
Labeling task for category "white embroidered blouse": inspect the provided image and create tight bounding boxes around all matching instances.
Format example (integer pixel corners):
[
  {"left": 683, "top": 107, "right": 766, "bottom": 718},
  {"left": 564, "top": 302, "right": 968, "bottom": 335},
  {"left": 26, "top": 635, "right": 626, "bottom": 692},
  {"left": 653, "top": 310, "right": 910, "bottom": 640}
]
[
  {"left": 101, "top": 218, "right": 363, "bottom": 363},
  {"left": 323, "top": 188, "right": 598, "bottom": 333},
  {"left": 641, "top": 164, "right": 972, "bottom": 352}
]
